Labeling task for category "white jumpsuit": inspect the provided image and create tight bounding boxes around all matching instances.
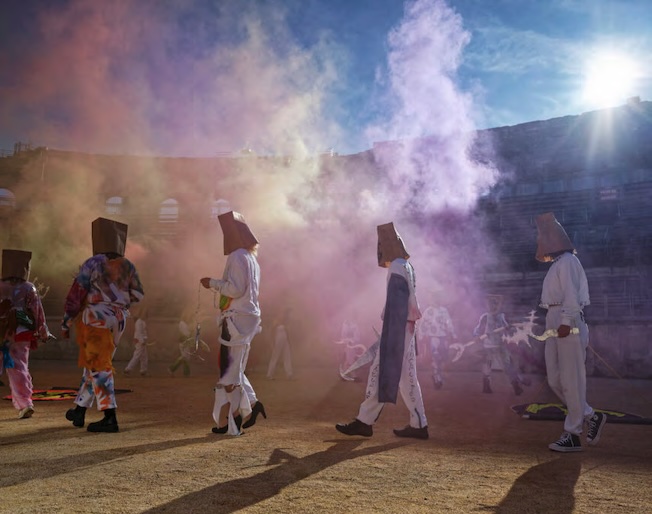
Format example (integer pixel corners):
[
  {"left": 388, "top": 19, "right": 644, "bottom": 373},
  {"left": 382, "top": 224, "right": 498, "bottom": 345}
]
[
  {"left": 357, "top": 259, "right": 427, "bottom": 429},
  {"left": 209, "top": 248, "right": 261, "bottom": 435},
  {"left": 541, "top": 252, "right": 594, "bottom": 436}
]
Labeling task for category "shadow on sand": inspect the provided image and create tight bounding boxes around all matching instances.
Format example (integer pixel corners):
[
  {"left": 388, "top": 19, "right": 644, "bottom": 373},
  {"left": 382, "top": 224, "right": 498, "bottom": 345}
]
[
  {"left": 143, "top": 439, "right": 405, "bottom": 513},
  {"left": 493, "top": 456, "right": 582, "bottom": 513}
]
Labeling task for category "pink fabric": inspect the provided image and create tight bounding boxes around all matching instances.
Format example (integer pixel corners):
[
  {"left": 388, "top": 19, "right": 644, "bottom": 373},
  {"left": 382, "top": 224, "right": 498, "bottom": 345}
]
[{"left": 6, "top": 337, "right": 33, "bottom": 410}]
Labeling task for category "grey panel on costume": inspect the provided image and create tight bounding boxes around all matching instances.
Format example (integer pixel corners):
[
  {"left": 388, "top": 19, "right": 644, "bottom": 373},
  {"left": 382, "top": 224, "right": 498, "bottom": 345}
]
[{"left": 378, "top": 273, "right": 409, "bottom": 404}]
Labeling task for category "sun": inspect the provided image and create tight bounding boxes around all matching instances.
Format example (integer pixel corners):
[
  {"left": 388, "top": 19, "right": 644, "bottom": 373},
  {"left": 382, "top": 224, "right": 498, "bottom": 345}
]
[{"left": 581, "top": 51, "right": 640, "bottom": 108}]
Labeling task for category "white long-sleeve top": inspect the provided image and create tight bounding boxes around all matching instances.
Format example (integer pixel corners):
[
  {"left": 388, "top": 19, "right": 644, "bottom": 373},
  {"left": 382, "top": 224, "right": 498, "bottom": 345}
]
[
  {"left": 540, "top": 252, "right": 590, "bottom": 325},
  {"left": 209, "top": 248, "right": 261, "bottom": 317},
  {"left": 385, "top": 258, "right": 422, "bottom": 322}
]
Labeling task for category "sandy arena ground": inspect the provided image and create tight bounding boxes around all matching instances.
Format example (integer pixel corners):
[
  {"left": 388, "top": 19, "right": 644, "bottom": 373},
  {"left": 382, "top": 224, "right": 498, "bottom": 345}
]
[{"left": 1, "top": 359, "right": 651, "bottom": 514}]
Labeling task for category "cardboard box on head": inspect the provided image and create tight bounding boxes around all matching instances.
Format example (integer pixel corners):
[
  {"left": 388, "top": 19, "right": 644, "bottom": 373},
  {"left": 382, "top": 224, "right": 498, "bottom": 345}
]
[
  {"left": 217, "top": 211, "right": 258, "bottom": 255},
  {"left": 377, "top": 222, "right": 409, "bottom": 267},
  {"left": 535, "top": 212, "right": 575, "bottom": 263},
  {"left": 1, "top": 249, "right": 32, "bottom": 280},
  {"left": 92, "top": 217, "right": 128, "bottom": 256}
]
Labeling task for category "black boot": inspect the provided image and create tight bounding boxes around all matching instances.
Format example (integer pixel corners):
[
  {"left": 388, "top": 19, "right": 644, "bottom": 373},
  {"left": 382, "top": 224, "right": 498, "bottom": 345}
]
[
  {"left": 87, "top": 408, "right": 119, "bottom": 433},
  {"left": 242, "top": 401, "right": 267, "bottom": 429},
  {"left": 482, "top": 377, "right": 493, "bottom": 394},
  {"left": 65, "top": 405, "right": 87, "bottom": 428}
]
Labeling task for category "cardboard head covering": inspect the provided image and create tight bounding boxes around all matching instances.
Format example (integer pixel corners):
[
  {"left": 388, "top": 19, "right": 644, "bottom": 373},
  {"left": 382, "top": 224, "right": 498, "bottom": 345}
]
[
  {"left": 92, "top": 217, "right": 128, "bottom": 256},
  {"left": 377, "top": 222, "right": 409, "bottom": 267},
  {"left": 1, "top": 249, "right": 32, "bottom": 280},
  {"left": 218, "top": 211, "right": 259, "bottom": 255},
  {"left": 535, "top": 212, "right": 575, "bottom": 262}
]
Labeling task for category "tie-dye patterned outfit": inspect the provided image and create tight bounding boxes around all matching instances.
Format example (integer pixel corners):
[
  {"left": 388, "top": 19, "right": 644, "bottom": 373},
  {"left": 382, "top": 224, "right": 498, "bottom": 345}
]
[
  {"left": 0, "top": 279, "right": 50, "bottom": 413},
  {"left": 63, "top": 255, "right": 144, "bottom": 411}
]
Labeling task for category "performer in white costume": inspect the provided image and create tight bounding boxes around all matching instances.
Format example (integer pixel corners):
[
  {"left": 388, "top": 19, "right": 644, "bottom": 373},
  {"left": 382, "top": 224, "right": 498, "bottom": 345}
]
[
  {"left": 473, "top": 294, "right": 530, "bottom": 395},
  {"left": 419, "top": 298, "right": 456, "bottom": 389},
  {"left": 536, "top": 212, "right": 606, "bottom": 452},
  {"left": 201, "top": 211, "right": 266, "bottom": 436},
  {"left": 336, "top": 319, "right": 366, "bottom": 381},
  {"left": 336, "top": 222, "right": 428, "bottom": 440},
  {"left": 266, "top": 308, "right": 294, "bottom": 380},
  {"left": 124, "top": 304, "right": 149, "bottom": 376}
]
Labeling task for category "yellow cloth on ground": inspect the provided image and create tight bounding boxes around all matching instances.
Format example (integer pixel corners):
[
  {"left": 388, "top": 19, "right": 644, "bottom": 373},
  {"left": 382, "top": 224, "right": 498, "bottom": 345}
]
[{"left": 75, "top": 318, "right": 114, "bottom": 371}]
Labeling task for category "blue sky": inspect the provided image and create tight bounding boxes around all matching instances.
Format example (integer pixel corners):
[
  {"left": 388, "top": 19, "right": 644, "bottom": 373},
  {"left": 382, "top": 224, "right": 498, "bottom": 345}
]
[{"left": 0, "top": 0, "right": 650, "bottom": 156}]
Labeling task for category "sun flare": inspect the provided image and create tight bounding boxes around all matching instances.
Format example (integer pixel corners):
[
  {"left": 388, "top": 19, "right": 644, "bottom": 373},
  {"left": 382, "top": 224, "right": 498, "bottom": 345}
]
[{"left": 581, "top": 51, "right": 640, "bottom": 108}]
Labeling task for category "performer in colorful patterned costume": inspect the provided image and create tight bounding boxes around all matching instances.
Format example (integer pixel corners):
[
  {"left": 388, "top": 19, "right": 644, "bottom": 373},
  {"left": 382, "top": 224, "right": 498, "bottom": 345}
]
[
  {"left": 62, "top": 218, "right": 144, "bottom": 433},
  {"left": 201, "top": 211, "right": 266, "bottom": 435},
  {"left": 536, "top": 212, "right": 606, "bottom": 452},
  {"left": 336, "top": 222, "right": 428, "bottom": 439},
  {"left": 0, "top": 249, "right": 51, "bottom": 418}
]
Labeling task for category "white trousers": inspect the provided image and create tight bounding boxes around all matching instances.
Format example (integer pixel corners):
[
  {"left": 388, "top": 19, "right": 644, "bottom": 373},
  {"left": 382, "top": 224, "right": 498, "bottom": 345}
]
[
  {"left": 357, "top": 326, "right": 427, "bottom": 429},
  {"left": 125, "top": 339, "right": 148, "bottom": 373},
  {"left": 267, "top": 326, "right": 293, "bottom": 378},
  {"left": 212, "top": 315, "right": 260, "bottom": 435},
  {"left": 428, "top": 336, "right": 447, "bottom": 380},
  {"left": 544, "top": 307, "right": 593, "bottom": 435}
]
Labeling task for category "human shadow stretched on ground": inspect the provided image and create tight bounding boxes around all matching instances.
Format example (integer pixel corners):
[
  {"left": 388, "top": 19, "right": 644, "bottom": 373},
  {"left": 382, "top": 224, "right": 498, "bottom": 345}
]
[
  {"left": 0, "top": 432, "right": 215, "bottom": 488},
  {"left": 492, "top": 456, "right": 582, "bottom": 514},
  {"left": 143, "top": 439, "right": 405, "bottom": 514}
]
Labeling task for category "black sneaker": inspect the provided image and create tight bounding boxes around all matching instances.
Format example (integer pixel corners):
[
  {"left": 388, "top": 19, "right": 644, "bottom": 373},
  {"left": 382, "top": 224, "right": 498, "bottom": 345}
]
[
  {"left": 548, "top": 432, "right": 582, "bottom": 452},
  {"left": 586, "top": 411, "right": 607, "bottom": 446},
  {"left": 335, "top": 419, "right": 373, "bottom": 437},
  {"left": 393, "top": 425, "right": 429, "bottom": 440}
]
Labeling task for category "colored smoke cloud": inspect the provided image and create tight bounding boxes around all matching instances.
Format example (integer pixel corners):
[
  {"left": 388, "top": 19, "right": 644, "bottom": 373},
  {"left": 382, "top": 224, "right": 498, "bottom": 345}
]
[{"left": 2, "top": 0, "right": 502, "bottom": 362}]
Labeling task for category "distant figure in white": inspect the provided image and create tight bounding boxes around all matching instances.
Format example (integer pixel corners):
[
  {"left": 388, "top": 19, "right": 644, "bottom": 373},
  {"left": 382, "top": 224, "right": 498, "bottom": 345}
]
[
  {"left": 419, "top": 297, "right": 456, "bottom": 390},
  {"left": 337, "top": 319, "right": 367, "bottom": 381},
  {"left": 266, "top": 308, "right": 294, "bottom": 380},
  {"left": 124, "top": 305, "right": 149, "bottom": 377}
]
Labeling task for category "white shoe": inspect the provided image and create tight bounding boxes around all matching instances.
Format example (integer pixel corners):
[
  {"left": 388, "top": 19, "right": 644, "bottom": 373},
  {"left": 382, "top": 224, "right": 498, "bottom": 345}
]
[{"left": 18, "top": 406, "right": 35, "bottom": 419}]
